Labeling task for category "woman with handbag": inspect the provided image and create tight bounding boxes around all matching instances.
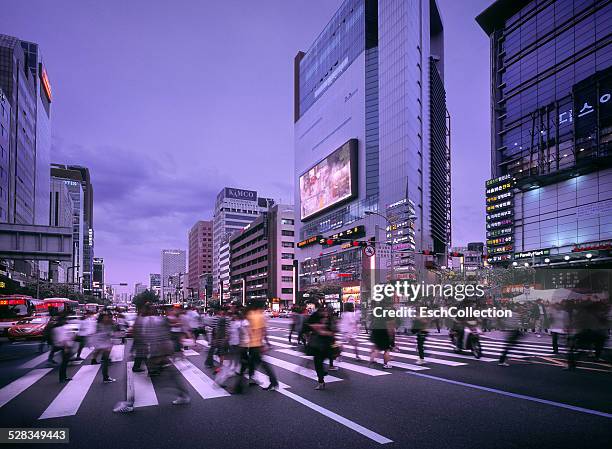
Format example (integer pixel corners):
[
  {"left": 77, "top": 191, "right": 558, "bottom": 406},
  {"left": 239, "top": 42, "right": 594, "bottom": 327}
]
[{"left": 306, "top": 305, "right": 335, "bottom": 390}]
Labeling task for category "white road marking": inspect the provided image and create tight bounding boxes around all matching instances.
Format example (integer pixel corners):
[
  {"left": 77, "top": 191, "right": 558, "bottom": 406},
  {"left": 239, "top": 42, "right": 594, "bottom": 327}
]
[
  {"left": 39, "top": 364, "right": 101, "bottom": 419},
  {"left": 261, "top": 355, "right": 342, "bottom": 382},
  {"left": 171, "top": 358, "right": 229, "bottom": 399},
  {"left": 0, "top": 368, "right": 53, "bottom": 408},
  {"left": 277, "top": 349, "right": 390, "bottom": 377},
  {"left": 126, "top": 362, "right": 158, "bottom": 408},
  {"left": 277, "top": 388, "right": 393, "bottom": 444},
  {"left": 19, "top": 352, "right": 52, "bottom": 369},
  {"left": 339, "top": 351, "right": 429, "bottom": 371},
  {"left": 183, "top": 349, "right": 199, "bottom": 357},
  {"left": 110, "top": 345, "right": 125, "bottom": 362},
  {"left": 406, "top": 372, "right": 612, "bottom": 419}
]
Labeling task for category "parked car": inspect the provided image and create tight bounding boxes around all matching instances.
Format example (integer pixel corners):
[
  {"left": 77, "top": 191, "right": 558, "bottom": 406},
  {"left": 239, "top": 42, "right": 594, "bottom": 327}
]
[{"left": 7, "top": 316, "right": 51, "bottom": 341}]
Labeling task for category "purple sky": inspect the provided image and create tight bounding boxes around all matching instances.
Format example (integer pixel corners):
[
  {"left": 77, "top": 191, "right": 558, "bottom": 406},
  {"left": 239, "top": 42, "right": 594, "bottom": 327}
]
[{"left": 5, "top": 0, "right": 493, "bottom": 289}]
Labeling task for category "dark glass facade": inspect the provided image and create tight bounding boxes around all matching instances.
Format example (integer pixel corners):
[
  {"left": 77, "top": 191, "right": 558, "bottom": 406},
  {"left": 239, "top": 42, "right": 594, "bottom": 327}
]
[
  {"left": 478, "top": 0, "right": 612, "bottom": 266},
  {"left": 478, "top": 0, "right": 612, "bottom": 181},
  {"left": 0, "top": 35, "right": 37, "bottom": 225}
]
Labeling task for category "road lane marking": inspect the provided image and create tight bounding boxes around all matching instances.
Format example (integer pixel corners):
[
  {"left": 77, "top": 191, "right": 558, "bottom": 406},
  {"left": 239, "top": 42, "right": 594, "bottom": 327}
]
[
  {"left": 406, "top": 372, "right": 612, "bottom": 419},
  {"left": 0, "top": 368, "right": 53, "bottom": 408},
  {"left": 183, "top": 349, "right": 199, "bottom": 356},
  {"left": 276, "top": 388, "right": 393, "bottom": 444},
  {"left": 126, "top": 362, "right": 158, "bottom": 408},
  {"left": 277, "top": 349, "right": 390, "bottom": 376},
  {"left": 39, "top": 364, "right": 101, "bottom": 419},
  {"left": 19, "top": 352, "right": 52, "bottom": 369},
  {"left": 110, "top": 345, "right": 125, "bottom": 362},
  {"left": 247, "top": 371, "right": 291, "bottom": 389},
  {"left": 261, "top": 355, "right": 342, "bottom": 382},
  {"left": 171, "top": 358, "right": 229, "bottom": 399},
  {"left": 337, "top": 351, "right": 429, "bottom": 371}
]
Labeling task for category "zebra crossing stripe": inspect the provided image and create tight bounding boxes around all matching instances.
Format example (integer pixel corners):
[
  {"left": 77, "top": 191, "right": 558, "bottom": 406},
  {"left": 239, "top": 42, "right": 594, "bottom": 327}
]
[
  {"left": 110, "top": 345, "right": 125, "bottom": 362},
  {"left": 261, "top": 355, "right": 342, "bottom": 382},
  {"left": 171, "top": 358, "right": 230, "bottom": 399},
  {"left": 126, "top": 362, "right": 158, "bottom": 408},
  {"left": 183, "top": 349, "right": 199, "bottom": 357},
  {"left": 0, "top": 368, "right": 53, "bottom": 408},
  {"left": 276, "top": 349, "right": 390, "bottom": 377},
  {"left": 39, "top": 364, "right": 101, "bottom": 420},
  {"left": 19, "top": 352, "right": 52, "bottom": 370}
]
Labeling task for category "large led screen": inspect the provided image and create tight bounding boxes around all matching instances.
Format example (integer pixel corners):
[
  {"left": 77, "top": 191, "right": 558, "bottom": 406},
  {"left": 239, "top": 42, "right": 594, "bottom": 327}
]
[{"left": 300, "top": 139, "right": 357, "bottom": 220}]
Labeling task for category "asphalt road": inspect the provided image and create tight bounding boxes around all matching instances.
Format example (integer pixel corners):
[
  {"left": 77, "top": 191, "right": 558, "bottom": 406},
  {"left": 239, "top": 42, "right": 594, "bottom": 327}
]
[{"left": 0, "top": 321, "right": 610, "bottom": 449}]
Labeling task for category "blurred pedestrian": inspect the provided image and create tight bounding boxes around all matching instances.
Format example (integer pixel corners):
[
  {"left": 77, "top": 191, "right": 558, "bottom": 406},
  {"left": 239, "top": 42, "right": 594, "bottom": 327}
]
[
  {"left": 369, "top": 300, "right": 395, "bottom": 369},
  {"left": 339, "top": 302, "right": 361, "bottom": 360},
  {"left": 91, "top": 312, "right": 116, "bottom": 383},
  {"left": 306, "top": 305, "right": 335, "bottom": 389},
  {"left": 52, "top": 316, "right": 74, "bottom": 382},
  {"left": 498, "top": 307, "right": 523, "bottom": 366},
  {"left": 74, "top": 313, "right": 96, "bottom": 360}
]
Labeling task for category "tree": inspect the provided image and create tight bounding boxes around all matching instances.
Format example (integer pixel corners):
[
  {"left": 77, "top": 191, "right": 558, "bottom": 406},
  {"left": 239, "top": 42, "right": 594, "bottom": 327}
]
[{"left": 132, "top": 289, "right": 159, "bottom": 309}]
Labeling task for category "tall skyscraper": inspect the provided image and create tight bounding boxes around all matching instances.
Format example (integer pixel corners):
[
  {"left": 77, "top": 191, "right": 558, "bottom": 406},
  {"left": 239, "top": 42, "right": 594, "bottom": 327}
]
[
  {"left": 149, "top": 273, "right": 161, "bottom": 297},
  {"left": 294, "top": 0, "right": 450, "bottom": 295},
  {"left": 0, "top": 88, "right": 10, "bottom": 223},
  {"left": 49, "top": 173, "right": 84, "bottom": 287},
  {"left": 212, "top": 187, "right": 274, "bottom": 293},
  {"left": 0, "top": 35, "right": 54, "bottom": 282},
  {"left": 92, "top": 257, "right": 104, "bottom": 299},
  {"left": 50, "top": 164, "right": 94, "bottom": 291},
  {"left": 187, "top": 220, "right": 213, "bottom": 292},
  {"left": 48, "top": 178, "right": 73, "bottom": 282},
  {"left": 160, "top": 249, "right": 186, "bottom": 301},
  {"left": 477, "top": 0, "right": 612, "bottom": 267}
]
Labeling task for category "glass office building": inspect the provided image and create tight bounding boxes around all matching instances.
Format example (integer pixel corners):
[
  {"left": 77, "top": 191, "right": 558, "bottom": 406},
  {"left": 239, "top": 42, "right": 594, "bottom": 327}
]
[
  {"left": 478, "top": 0, "right": 612, "bottom": 266},
  {"left": 294, "top": 0, "right": 450, "bottom": 294}
]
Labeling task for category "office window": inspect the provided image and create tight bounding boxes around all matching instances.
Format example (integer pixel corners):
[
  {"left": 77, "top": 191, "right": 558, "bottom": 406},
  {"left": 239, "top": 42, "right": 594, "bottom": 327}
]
[
  {"left": 281, "top": 218, "right": 294, "bottom": 225},
  {"left": 281, "top": 265, "right": 293, "bottom": 271},
  {"left": 281, "top": 276, "right": 293, "bottom": 283},
  {"left": 282, "top": 288, "right": 293, "bottom": 294},
  {"left": 281, "top": 253, "right": 294, "bottom": 260},
  {"left": 281, "top": 230, "right": 294, "bottom": 236},
  {"left": 281, "top": 241, "right": 294, "bottom": 248}
]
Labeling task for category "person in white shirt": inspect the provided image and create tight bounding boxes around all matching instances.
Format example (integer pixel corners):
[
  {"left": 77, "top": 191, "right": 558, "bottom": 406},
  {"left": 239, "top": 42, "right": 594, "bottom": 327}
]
[
  {"left": 74, "top": 314, "right": 96, "bottom": 360},
  {"left": 52, "top": 316, "right": 74, "bottom": 383},
  {"left": 340, "top": 302, "right": 361, "bottom": 360}
]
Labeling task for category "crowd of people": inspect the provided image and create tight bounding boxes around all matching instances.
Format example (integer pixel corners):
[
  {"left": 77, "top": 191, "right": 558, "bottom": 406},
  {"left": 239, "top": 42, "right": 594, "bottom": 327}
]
[{"left": 35, "top": 296, "right": 609, "bottom": 413}]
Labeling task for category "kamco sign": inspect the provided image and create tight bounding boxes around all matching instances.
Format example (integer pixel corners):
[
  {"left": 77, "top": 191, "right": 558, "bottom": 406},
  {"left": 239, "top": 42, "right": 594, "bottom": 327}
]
[{"left": 225, "top": 188, "right": 257, "bottom": 201}]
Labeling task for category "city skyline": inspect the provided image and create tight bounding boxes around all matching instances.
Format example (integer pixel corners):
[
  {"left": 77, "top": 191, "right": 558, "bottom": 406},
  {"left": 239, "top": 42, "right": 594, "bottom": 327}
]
[{"left": 3, "top": 0, "right": 492, "bottom": 286}]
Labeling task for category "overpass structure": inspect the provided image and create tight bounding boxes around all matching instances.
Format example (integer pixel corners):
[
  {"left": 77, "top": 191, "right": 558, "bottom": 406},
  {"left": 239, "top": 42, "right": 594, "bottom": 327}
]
[{"left": 0, "top": 223, "right": 72, "bottom": 261}]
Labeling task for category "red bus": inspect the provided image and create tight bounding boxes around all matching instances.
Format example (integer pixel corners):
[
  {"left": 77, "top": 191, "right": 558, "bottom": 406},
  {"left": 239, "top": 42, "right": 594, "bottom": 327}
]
[
  {"left": 35, "top": 298, "right": 80, "bottom": 316},
  {"left": 0, "top": 295, "right": 43, "bottom": 336}
]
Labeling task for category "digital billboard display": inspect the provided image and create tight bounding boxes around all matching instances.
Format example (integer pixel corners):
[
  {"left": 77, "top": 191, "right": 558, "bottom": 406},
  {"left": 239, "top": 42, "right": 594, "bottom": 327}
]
[{"left": 299, "top": 139, "right": 357, "bottom": 220}]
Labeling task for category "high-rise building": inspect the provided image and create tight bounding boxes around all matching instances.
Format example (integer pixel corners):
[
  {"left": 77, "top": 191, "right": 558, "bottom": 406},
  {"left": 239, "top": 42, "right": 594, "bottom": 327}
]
[
  {"left": 229, "top": 204, "right": 295, "bottom": 308},
  {"left": 160, "top": 250, "right": 186, "bottom": 301},
  {"left": 134, "top": 282, "right": 147, "bottom": 296},
  {"left": 48, "top": 178, "right": 73, "bottom": 283},
  {"left": 149, "top": 273, "right": 161, "bottom": 297},
  {"left": 477, "top": 0, "right": 612, "bottom": 267},
  {"left": 50, "top": 164, "right": 94, "bottom": 290},
  {"left": 188, "top": 220, "right": 213, "bottom": 293},
  {"left": 50, "top": 174, "right": 84, "bottom": 287},
  {"left": 92, "top": 257, "right": 104, "bottom": 299},
  {"left": 212, "top": 187, "right": 274, "bottom": 293},
  {"left": 0, "top": 88, "right": 10, "bottom": 223},
  {"left": 294, "top": 0, "right": 450, "bottom": 297},
  {"left": 0, "top": 35, "right": 54, "bottom": 283},
  {"left": 218, "top": 237, "right": 231, "bottom": 301}
]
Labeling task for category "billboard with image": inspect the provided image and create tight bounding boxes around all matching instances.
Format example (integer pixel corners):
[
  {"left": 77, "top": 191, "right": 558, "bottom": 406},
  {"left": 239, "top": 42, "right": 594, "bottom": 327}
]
[{"left": 299, "top": 139, "right": 357, "bottom": 220}]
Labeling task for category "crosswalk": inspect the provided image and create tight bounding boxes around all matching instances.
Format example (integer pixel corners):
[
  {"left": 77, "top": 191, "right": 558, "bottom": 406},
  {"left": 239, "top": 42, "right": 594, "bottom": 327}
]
[{"left": 0, "top": 327, "right": 562, "bottom": 423}]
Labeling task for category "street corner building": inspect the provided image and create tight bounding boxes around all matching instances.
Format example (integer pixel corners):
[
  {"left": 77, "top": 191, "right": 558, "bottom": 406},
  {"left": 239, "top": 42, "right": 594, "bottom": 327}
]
[
  {"left": 479, "top": 0, "right": 612, "bottom": 268},
  {"left": 293, "top": 0, "right": 452, "bottom": 305}
]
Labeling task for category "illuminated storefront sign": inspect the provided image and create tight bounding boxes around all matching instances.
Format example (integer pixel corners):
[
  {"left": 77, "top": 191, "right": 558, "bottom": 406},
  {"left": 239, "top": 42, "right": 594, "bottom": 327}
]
[
  {"left": 297, "top": 235, "right": 322, "bottom": 249},
  {"left": 514, "top": 249, "right": 550, "bottom": 259},
  {"left": 572, "top": 240, "right": 612, "bottom": 252},
  {"left": 39, "top": 64, "right": 52, "bottom": 102},
  {"left": 342, "top": 286, "right": 361, "bottom": 304},
  {"left": 319, "top": 225, "right": 365, "bottom": 247},
  {"left": 487, "top": 227, "right": 512, "bottom": 238},
  {"left": 487, "top": 236, "right": 512, "bottom": 246}
]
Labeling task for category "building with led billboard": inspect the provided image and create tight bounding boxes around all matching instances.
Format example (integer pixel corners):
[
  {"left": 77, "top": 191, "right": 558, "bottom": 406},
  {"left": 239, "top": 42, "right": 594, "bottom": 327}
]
[
  {"left": 478, "top": 0, "right": 612, "bottom": 267},
  {"left": 294, "top": 0, "right": 450, "bottom": 296}
]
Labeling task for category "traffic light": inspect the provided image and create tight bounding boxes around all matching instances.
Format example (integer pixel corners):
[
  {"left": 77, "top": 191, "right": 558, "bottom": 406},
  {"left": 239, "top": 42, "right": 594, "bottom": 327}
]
[
  {"left": 450, "top": 251, "right": 464, "bottom": 258},
  {"left": 422, "top": 250, "right": 433, "bottom": 256},
  {"left": 352, "top": 241, "right": 368, "bottom": 247}
]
